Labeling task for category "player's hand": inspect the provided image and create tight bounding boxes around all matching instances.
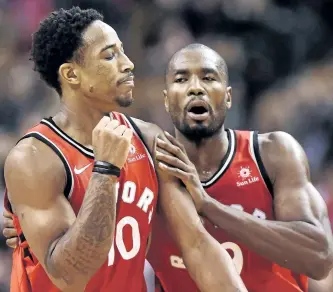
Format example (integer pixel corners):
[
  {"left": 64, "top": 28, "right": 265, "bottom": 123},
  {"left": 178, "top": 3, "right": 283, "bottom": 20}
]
[
  {"left": 92, "top": 114, "right": 133, "bottom": 169},
  {"left": 2, "top": 209, "right": 18, "bottom": 249},
  {"left": 155, "top": 131, "right": 207, "bottom": 213}
]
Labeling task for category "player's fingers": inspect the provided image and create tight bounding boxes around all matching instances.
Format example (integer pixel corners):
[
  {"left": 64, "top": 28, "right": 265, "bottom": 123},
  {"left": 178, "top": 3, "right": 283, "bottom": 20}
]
[
  {"left": 155, "top": 150, "right": 189, "bottom": 172},
  {"left": 122, "top": 128, "right": 133, "bottom": 140},
  {"left": 153, "top": 135, "right": 159, "bottom": 165},
  {"left": 164, "top": 131, "right": 186, "bottom": 152},
  {"left": 108, "top": 119, "right": 120, "bottom": 130},
  {"left": 3, "top": 217, "right": 14, "bottom": 228},
  {"left": 157, "top": 162, "right": 188, "bottom": 181},
  {"left": 3, "top": 227, "right": 18, "bottom": 239},
  {"left": 3, "top": 209, "right": 12, "bottom": 219},
  {"left": 6, "top": 237, "right": 18, "bottom": 249},
  {"left": 156, "top": 138, "right": 178, "bottom": 156},
  {"left": 113, "top": 125, "right": 128, "bottom": 136},
  {"left": 156, "top": 138, "right": 187, "bottom": 162}
]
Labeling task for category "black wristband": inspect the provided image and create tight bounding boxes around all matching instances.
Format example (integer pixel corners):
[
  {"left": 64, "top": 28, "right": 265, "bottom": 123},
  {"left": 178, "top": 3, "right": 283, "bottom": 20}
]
[
  {"left": 92, "top": 161, "right": 121, "bottom": 177},
  {"left": 92, "top": 166, "right": 121, "bottom": 177}
]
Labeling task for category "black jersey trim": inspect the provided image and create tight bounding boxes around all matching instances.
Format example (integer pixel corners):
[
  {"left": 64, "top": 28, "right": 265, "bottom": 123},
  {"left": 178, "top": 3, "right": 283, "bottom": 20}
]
[
  {"left": 18, "top": 132, "right": 74, "bottom": 199},
  {"left": 6, "top": 131, "right": 74, "bottom": 256},
  {"left": 18, "top": 233, "right": 33, "bottom": 262},
  {"left": 123, "top": 115, "right": 155, "bottom": 169},
  {"left": 5, "top": 196, "right": 13, "bottom": 214},
  {"left": 201, "top": 129, "right": 237, "bottom": 188},
  {"left": 41, "top": 118, "right": 94, "bottom": 159},
  {"left": 253, "top": 131, "right": 274, "bottom": 197},
  {"left": 19, "top": 233, "right": 26, "bottom": 243}
]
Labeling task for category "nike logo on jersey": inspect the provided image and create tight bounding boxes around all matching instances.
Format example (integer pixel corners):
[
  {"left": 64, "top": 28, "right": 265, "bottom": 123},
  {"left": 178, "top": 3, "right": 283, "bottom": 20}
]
[{"left": 74, "top": 163, "right": 92, "bottom": 174}]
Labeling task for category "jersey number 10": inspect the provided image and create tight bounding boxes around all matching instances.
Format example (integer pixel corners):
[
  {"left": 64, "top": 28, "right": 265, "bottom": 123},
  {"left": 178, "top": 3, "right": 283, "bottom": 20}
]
[{"left": 108, "top": 216, "right": 141, "bottom": 266}]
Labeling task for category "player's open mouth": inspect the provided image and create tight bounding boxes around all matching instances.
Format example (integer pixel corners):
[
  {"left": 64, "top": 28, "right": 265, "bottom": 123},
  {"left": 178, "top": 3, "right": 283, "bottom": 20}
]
[{"left": 186, "top": 100, "right": 210, "bottom": 121}]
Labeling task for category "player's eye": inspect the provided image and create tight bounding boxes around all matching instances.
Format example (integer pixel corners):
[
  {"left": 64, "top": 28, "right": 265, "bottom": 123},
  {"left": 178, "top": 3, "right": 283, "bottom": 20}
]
[
  {"left": 175, "top": 77, "right": 186, "bottom": 83},
  {"left": 203, "top": 76, "right": 215, "bottom": 81},
  {"left": 105, "top": 52, "right": 116, "bottom": 60}
]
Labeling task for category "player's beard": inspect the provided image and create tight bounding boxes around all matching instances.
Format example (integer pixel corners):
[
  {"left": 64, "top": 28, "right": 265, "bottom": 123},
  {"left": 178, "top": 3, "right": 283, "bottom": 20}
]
[
  {"left": 174, "top": 113, "right": 225, "bottom": 143},
  {"left": 115, "top": 94, "right": 134, "bottom": 107}
]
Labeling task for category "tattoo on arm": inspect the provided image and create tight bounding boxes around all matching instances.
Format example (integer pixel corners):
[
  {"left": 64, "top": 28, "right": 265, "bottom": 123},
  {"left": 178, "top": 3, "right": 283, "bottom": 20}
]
[{"left": 45, "top": 174, "right": 117, "bottom": 285}]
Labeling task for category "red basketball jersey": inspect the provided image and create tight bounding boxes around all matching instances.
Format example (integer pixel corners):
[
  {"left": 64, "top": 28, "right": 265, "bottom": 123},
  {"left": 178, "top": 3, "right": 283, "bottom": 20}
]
[
  {"left": 147, "top": 129, "right": 308, "bottom": 292},
  {"left": 4, "top": 112, "right": 158, "bottom": 292}
]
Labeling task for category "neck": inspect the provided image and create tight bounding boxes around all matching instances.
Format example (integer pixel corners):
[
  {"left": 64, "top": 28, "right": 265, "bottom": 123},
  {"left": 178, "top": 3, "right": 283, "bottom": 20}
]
[
  {"left": 175, "top": 126, "right": 229, "bottom": 181},
  {"left": 53, "top": 90, "right": 116, "bottom": 147}
]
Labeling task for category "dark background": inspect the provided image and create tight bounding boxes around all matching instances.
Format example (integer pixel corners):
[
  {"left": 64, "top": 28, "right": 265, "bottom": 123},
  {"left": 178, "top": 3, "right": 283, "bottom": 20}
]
[{"left": 0, "top": 0, "right": 333, "bottom": 290}]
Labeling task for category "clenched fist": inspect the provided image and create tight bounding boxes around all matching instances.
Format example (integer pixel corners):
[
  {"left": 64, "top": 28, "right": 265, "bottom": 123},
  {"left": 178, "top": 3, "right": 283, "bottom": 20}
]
[{"left": 92, "top": 115, "right": 133, "bottom": 169}]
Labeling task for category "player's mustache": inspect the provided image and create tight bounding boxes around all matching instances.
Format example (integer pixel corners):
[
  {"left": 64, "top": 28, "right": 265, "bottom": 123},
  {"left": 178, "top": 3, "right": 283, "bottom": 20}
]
[{"left": 117, "top": 73, "right": 135, "bottom": 85}]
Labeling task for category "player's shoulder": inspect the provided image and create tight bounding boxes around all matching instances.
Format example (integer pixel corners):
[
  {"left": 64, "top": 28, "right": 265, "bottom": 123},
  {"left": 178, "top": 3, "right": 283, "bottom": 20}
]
[
  {"left": 5, "top": 137, "right": 66, "bottom": 203},
  {"left": 258, "top": 131, "right": 304, "bottom": 158},
  {"left": 233, "top": 129, "right": 300, "bottom": 156},
  {"left": 129, "top": 117, "right": 164, "bottom": 152},
  {"left": 6, "top": 137, "right": 63, "bottom": 173},
  {"left": 257, "top": 131, "right": 309, "bottom": 181},
  {"left": 130, "top": 117, "right": 163, "bottom": 136}
]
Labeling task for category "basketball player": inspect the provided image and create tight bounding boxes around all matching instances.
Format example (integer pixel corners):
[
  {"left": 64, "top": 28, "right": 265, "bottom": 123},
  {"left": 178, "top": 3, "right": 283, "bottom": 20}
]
[
  {"left": 147, "top": 44, "right": 333, "bottom": 292},
  {"left": 2, "top": 8, "right": 246, "bottom": 292}
]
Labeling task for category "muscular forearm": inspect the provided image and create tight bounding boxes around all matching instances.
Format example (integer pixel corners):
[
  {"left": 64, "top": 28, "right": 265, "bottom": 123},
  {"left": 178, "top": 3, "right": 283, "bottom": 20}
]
[
  {"left": 202, "top": 197, "right": 331, "bottom": 279},
  {"left": 182, "top": 233, "right": 247, "bottom": 292},
  {"left": 46, "top": 173, "right": 117, "bottom": 289}
]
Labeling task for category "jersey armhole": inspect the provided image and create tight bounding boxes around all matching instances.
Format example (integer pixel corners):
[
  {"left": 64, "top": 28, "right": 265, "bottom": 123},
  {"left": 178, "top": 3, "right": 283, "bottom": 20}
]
[
  {"left": 17, "top": 132, "right": 74, "bottom": 199},
  {"left": 5, "top": 133, "right": 74, "bottom": 262},
  {"left": 124, "top": 115, "right": 155, "bottom": 169},
  {"left": 125, "top": 115, "right": 152, "bottom": 154},
  {"left": 252, "top": 131, "right": 274, "bottom": 197},
  {"left": 124, "top": 115, "right": 161, "bottom": 212}
]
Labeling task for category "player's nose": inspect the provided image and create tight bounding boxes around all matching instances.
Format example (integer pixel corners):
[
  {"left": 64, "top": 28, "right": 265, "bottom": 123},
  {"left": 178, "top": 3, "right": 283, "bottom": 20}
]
[
  {"left": 119, "top": 52, "right": 134, "bottom": 73},
  {"left": 187, "top": 76, "right": 204, "bottom": 96}
]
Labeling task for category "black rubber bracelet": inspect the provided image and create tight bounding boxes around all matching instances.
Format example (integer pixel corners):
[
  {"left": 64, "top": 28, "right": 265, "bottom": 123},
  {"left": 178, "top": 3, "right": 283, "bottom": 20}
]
[
  {"left": 92, "top": 166, "right": 121, "bottom": 177},
  {"left": 94, "top": 161, "right": 120, "bottom": 170},
  {"left": 92, "top": 161, "right": 121, "bottom": 177}
]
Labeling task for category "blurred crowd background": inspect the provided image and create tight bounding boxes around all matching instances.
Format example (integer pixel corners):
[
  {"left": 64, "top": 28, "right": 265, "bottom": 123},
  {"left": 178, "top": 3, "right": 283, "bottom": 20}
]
[{"left": 0, "top": 0, "right": 333, "bottom": 290}]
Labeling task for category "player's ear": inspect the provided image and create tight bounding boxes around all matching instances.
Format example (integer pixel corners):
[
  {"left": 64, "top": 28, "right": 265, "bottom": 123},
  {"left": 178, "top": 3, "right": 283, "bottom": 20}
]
[
  {"left": 163, "top": 90, "right": 170, "bottom": 113},
  {"left": 59, "top": 63, "right": 80, "bottom": 85},
  {"left": 225, "top": 86, "right": 232, "bottom": 109}
]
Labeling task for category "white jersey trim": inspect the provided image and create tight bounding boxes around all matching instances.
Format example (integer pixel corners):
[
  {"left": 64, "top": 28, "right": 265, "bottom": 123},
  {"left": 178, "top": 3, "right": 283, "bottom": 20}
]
[
  {"left": 42, "top": 115, "right": 155, "bottom": 171},
  {"left": 249, "top": 131, "right": 259, "bottom": 167},
  {"left": 201, "top": 129, "right": 236, "bottom": 188},
  {"left": 249, "top": 130, "right": 266, "bottom": 182},
  {"left": 41, "top": 119, "right": 94, "bottom": 158}
]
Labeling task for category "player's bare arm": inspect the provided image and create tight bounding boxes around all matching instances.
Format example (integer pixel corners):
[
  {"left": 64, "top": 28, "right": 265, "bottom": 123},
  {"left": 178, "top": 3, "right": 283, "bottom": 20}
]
[
  {"left": 134, "top": 118, "right": 247, "bottom": 292},
  {"left": 156, "top": 130, "right": 333, "bottom": 280},
  {"left": 5, "top": 116, "right": 132, "bottom": 291}
]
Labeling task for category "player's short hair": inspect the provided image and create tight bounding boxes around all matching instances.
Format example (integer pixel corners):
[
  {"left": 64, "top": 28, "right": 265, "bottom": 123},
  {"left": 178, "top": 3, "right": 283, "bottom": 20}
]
[
  {"left": 31, "top": 7, "right": 103, "bottom": 95},
  {"left": 166, "top": 43, "right": 229, "bottom": 84}
]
